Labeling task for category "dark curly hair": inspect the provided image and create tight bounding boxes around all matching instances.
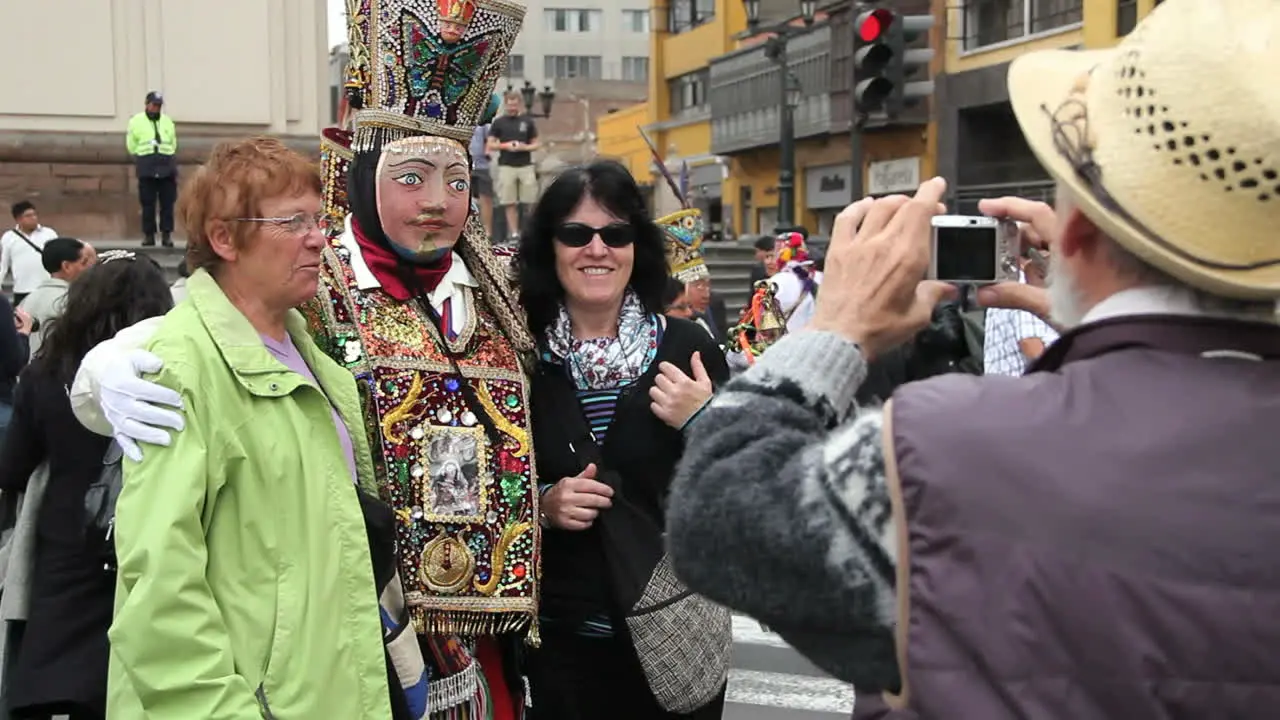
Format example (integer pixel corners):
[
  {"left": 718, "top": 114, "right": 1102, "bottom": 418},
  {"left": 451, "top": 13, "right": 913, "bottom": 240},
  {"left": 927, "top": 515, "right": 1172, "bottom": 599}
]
[
  {"left": 37, "top": 254, "right": 173, "bottom": 385},
  {"left": 516, "top": 160, "right": 668, "bottom": 335}
]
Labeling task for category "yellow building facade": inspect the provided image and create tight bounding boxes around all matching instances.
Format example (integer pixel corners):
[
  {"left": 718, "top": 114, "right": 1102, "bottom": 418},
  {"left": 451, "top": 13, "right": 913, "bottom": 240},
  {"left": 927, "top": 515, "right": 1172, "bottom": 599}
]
[
  {"left": 597, "top": 0, "right": 748, "bottom": 219},
  {"left": 935, "top": 0, "right": 1166, "bottom": 212}
]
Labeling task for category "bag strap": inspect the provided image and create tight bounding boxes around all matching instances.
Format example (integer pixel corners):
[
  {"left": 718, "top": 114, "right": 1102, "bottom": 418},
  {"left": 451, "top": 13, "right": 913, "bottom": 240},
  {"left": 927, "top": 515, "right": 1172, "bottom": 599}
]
[{"left": 11, "top": 230, "right": 41, "bottom": 256}]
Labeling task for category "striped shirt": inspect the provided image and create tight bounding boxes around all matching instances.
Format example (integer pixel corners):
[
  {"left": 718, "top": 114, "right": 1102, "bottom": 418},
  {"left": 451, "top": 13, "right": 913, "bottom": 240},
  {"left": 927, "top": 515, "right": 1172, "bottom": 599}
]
[{"left": 539, "top": 319, "right": 663, "bottom": 638}]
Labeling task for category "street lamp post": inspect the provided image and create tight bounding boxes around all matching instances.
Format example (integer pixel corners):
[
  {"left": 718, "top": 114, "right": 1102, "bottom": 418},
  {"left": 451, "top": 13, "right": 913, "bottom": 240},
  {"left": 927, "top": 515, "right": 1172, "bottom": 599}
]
[
  {"left": 509, "top": 80, "right": 556, "bottom": 118},
  {"left": 743, "top": 0, "right": 817, "bottom": 234}
]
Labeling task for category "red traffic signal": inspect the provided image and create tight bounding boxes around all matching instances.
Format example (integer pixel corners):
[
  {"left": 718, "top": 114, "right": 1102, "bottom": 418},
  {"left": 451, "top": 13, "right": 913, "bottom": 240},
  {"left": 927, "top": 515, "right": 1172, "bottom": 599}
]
[{"left": 856, "top": 8, "right": 896, "bottom": 43}]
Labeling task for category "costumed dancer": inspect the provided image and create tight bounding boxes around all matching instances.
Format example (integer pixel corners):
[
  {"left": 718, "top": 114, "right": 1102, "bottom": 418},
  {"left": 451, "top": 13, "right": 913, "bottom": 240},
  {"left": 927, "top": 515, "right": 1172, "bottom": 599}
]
[
  {"left": 68, "top": 0, "right": 541, "bottom": 717},
  {"left": 770, "top": 231, "right": 822, "bottom": 332},
  {"left": 640, "top": 129, "right": 717, "bottom": 338},
  {"left": 312, "top": 1, "right": 540, "bottom": 717}
]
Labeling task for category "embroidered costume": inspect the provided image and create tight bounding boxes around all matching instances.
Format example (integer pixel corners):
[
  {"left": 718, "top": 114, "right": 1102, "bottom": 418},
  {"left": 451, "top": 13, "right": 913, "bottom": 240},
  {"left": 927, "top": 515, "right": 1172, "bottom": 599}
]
[{"left": 309, "top": 1, "right": 538, "bottom": 718}]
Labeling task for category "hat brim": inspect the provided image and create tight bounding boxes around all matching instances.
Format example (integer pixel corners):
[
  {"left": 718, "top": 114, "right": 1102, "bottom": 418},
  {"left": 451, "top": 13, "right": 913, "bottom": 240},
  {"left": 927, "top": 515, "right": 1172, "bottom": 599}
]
[{"left": 1009, "top": 49, "right": 1280, "bottom": 300}]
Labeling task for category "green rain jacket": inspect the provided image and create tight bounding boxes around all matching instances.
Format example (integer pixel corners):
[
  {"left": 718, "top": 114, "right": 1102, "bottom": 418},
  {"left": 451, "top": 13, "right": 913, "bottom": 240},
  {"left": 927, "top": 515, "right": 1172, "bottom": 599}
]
[{"left": 107, "top": 270, "right": 393, "bottom": 719}]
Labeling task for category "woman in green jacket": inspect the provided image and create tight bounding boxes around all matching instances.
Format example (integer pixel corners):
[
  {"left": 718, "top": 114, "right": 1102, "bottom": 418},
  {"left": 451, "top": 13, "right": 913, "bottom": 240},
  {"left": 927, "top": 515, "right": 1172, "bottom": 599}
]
[{"left": 107, "top": 137, "right": 397, "bottom": 718}]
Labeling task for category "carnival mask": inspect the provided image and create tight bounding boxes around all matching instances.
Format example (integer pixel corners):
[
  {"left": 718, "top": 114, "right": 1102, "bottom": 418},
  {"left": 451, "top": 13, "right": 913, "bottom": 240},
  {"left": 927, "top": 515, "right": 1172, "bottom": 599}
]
[
  {"left": 375, "top": 136, "right": 472, "bottom": 263},
  {"left": 437, "top": 0, "right": 477, "bottom": 43}
]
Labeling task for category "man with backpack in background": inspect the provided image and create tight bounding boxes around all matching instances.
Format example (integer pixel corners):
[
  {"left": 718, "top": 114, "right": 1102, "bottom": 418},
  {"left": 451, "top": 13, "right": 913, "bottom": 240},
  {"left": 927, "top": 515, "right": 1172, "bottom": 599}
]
[
  {"left": 0, "top": 202, "right": 57, "bottom": 307},
  {"left": 125, "top": 91, "right": 178, "bottom": 248}
]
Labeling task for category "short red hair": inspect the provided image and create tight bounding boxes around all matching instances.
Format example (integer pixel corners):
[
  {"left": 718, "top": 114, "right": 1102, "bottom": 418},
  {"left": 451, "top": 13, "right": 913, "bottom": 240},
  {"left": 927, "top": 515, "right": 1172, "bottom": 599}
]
[{"left": 178, "top": 136, "right": 322, "bottom": 274}]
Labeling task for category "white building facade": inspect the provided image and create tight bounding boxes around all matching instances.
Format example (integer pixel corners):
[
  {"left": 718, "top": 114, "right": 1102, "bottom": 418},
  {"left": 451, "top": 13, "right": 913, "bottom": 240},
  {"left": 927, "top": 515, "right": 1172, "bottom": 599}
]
[
  {"left": 503, "top": 2, "right": 653, "bottom": 92},
  {"left": 0, "top": 0, "right": 329, "bottom": 136}
]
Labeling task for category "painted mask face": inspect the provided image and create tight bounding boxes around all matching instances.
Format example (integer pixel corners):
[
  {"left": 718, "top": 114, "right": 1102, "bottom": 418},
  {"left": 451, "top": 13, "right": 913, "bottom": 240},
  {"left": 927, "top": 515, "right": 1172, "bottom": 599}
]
[
  {"left": 437, "top": 0, "right": 476, "bottom": 43},
  {"left": 375, "top": 136, "right": 472, "bottom": 263}
]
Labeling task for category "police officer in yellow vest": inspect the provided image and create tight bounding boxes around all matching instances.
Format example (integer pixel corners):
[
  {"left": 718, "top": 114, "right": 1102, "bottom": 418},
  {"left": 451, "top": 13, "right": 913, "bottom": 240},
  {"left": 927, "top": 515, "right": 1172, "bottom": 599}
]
[{"left": 125, "top": 91, "right": 178, "bottom": 247}]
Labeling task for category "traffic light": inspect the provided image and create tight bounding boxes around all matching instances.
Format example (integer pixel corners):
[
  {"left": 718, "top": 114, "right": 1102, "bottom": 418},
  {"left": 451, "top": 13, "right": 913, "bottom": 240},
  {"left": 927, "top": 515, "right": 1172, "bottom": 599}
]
[
  {"left": 852, "top": 6, "right": 936, "bottom": 118},
  {"left": 852, "top": 8, "right": 895, "bottom": 114}
]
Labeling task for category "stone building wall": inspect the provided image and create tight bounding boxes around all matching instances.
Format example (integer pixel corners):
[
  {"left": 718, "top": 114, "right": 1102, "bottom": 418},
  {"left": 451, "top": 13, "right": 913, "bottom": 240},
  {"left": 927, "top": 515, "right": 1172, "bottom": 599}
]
[{"left": 0, "top": 131, "right": 320, "bottom": 242}]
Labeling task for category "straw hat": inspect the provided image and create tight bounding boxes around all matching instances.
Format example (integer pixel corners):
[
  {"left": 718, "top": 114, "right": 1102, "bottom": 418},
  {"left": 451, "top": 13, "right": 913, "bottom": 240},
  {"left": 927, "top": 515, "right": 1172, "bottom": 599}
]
[{"left": 1008, "top": 0, "right": 1280, "bottom": 300}]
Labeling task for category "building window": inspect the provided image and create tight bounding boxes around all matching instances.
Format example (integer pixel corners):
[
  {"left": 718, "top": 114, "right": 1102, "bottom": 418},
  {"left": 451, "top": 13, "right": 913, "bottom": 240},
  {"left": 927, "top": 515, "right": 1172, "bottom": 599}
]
[
  {"left": 622, "top": 57, "right": 649, "bottom": 83},
  {"left": 544, "top": 55, "right": 604, "bottom": 79},
  {"left": 1116, "top": 0, "right": 1138, "bottom": 35},
  {"left": 962, "top": 0, "right": 1082, "bottom": 51},
  {"left": 623, "top": 9, "right": 651, "bottom": 33},
  {"left": 667, "top": 0, "right": 715, "bottom": 34},
  {"left": 544, "top": 8, "right": 603, "bottom": 33},
  {"left": 506, "top": 54, "right": 525, "bottom": 78},
  {"left": 668, "top": 69, "right": 710, "bottom": 115}
]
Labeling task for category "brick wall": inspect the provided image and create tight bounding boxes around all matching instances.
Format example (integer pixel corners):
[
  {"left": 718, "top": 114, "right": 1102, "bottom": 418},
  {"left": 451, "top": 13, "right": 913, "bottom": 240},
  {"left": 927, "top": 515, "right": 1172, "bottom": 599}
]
[{"left": 0, "top": 130, "right": 319, "bottom": 242}]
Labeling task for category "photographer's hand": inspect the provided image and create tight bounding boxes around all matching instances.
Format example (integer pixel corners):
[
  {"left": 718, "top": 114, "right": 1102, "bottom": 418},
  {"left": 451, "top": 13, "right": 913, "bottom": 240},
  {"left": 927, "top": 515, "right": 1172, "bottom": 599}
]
[
  {"left": 808, "top": 177, "right": 958, "bottom": 360},
  {"left": 975, "top": 196, "right": 1062, "bottom": 330}
]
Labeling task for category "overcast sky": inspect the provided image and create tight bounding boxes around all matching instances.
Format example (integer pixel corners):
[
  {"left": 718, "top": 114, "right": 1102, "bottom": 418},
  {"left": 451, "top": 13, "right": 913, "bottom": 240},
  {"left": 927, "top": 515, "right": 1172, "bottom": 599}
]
[{"left": 328, "top": 0, "right": 344, "bottom": 49}]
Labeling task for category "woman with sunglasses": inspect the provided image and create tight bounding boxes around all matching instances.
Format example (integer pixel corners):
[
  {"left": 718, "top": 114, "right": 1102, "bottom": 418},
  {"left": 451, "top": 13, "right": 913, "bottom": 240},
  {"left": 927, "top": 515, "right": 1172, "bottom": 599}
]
[{"left": 517, "top": 160, "right": 730, "bottom": 719}]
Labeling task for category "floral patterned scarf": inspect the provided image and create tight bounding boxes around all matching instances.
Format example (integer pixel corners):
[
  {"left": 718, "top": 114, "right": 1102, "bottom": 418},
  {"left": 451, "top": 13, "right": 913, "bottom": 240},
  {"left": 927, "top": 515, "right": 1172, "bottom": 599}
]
[{"left": 544, "top": 289, "right": 660, "bottom": 391}]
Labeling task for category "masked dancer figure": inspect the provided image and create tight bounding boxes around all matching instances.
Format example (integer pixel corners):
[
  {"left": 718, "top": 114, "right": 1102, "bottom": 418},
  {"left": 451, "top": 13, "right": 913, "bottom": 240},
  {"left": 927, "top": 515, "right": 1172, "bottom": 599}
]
[{"left": 69, "top": 1, "right": 540, "bottom": 718}]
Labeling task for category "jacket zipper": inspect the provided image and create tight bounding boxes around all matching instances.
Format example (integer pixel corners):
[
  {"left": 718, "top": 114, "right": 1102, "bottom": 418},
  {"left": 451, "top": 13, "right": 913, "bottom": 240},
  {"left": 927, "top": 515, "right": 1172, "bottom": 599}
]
[{"left": 255, "top": 683, "right": 276, "bottom": 720}]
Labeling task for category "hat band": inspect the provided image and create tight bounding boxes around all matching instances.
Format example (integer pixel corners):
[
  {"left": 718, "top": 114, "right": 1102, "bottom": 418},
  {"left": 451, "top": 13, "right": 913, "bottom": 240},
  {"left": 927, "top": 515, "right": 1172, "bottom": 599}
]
[
  {"left": 1045, "top": 100, "right": 1280, "bottom": 273},
  {"left": 352, "top": 109, "right": 474, "bottom": 153}
]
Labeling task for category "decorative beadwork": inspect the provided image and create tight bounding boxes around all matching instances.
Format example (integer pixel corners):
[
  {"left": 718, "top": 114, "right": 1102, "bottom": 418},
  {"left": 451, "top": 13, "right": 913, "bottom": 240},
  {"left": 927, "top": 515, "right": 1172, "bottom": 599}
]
[
  {"left": 320, "top": 128, "right": 354, "bottom": 234},
  {"left": 312, "top": 232, "right": 541, "bottom": 638},
  {"left": 350, "top": 0, "right": 527, "bottom": 149},
  {"left": 657, "top": 207, "right": 710, "bottom": 284}
]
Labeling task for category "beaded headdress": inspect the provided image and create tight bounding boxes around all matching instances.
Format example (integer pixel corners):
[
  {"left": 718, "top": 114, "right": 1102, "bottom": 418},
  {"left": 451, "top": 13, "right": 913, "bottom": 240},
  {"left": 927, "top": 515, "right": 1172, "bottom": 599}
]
[
  {"left": 775, "top": 231, "right": 811, "bottom": 266},
  {"left": 320, "top": 128, "right": 355, "bottom": 234},
  {"left": 344, "top": 0, "right": 526, "bottom": 152},
  {"left": 639, "top": 128, "right": 710, "bottom": 284}
]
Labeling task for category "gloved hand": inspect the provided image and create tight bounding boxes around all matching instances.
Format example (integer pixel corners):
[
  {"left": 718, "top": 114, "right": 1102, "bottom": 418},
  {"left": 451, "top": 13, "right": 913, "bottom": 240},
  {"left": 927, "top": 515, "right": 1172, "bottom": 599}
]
[{"left": 101, "top": 349, "right": 185, "bottom": 462}]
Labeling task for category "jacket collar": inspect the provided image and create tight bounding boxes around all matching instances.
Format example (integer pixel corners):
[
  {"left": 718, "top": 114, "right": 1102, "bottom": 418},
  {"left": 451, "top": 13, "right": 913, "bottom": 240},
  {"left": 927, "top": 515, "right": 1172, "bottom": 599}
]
[
  {"left": 186, "top": 269, "right": 315, "bottom": 397},
  {"left": 1029, "top": 314, "right": 1280, "bottom": 373}
]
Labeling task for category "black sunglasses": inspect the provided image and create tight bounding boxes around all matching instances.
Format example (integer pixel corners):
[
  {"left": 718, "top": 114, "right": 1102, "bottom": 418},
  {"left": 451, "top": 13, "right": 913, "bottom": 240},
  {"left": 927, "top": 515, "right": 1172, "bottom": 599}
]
[{"left": 556, "top": 222, "right": 635, "bottom": 249}]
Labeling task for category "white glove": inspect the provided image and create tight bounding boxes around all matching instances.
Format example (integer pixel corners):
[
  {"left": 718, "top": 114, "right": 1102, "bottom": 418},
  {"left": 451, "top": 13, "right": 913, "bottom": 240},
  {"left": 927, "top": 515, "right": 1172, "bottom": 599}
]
[{"left": 100, "top": 349, "right": 185, "bottom": 462}]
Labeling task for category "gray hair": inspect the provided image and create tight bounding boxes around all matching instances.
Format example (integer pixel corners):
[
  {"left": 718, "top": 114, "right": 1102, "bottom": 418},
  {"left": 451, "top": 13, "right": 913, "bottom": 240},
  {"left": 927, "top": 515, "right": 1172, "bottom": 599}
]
[{"left": 1101, "top": 235, "right": 1277, "bottom": 321}]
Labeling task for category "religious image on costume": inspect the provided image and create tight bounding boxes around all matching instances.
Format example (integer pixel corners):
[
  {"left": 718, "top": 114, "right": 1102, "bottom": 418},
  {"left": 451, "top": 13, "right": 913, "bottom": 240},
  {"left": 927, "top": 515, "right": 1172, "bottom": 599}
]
[{"left": 425, "top": 429, "right": 485, "bottom": 518}]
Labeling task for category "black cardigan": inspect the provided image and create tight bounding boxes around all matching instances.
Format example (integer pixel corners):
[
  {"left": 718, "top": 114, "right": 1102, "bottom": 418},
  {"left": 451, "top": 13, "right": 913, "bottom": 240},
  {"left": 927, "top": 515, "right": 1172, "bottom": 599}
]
[{"left": 530, "top": 317, "right": 730, "bottom": 622}]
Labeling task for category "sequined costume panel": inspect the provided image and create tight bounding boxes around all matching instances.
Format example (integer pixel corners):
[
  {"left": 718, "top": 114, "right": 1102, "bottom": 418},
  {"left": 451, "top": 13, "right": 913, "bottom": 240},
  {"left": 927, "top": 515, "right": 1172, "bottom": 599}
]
[{"left": 313, "top": 234, "right": 540, "bottom": 638}]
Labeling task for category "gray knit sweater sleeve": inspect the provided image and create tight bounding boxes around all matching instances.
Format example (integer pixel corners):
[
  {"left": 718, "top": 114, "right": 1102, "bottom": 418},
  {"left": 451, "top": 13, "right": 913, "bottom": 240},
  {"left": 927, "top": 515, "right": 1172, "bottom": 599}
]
[{"left": 667, "top": 331, "right": 902, "bottom": 691}]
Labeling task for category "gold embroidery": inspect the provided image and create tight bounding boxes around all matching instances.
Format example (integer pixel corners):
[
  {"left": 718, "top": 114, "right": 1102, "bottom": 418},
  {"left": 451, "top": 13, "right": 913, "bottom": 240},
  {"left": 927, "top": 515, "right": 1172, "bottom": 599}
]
[
  {"left": 380, "top": 373, "right": 424, "bottom": 445},
  {"left": 474, "top": 382, "right": 530, "bottom": 457},
  {"left": 473, "top": 521, "right": 533, "bottom": 596}
]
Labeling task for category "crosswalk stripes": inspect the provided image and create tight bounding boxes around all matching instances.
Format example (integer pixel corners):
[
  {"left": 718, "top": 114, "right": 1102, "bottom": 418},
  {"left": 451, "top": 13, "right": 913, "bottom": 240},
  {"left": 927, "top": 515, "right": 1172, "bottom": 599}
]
[{"left": 725, "top": 614, "right": 856, "bottom": 719}]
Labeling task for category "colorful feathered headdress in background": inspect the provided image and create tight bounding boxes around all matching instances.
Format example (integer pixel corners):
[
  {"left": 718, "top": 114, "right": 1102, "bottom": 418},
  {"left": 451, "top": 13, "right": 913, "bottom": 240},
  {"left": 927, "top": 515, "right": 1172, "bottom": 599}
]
[{"left": 641, "top": 127, "right": 710, "bottom": 284}]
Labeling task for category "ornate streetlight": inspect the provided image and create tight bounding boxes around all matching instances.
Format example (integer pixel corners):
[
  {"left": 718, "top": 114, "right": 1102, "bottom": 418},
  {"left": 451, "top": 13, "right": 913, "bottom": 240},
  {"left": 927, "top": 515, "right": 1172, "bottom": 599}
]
[{"left": 743, "top": 0, "right": 818, "bottom": 233}]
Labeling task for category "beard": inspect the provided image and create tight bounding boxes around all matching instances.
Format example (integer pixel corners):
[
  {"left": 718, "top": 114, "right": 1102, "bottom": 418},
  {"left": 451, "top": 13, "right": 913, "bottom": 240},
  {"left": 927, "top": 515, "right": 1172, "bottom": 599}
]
[{"left": 1046, "top": 251, "right": 1089, "bottom": 329}]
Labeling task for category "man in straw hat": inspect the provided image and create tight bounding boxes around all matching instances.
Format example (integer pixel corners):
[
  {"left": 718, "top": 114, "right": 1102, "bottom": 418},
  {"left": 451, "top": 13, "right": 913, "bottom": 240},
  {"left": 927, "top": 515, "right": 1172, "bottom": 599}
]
[
  {"left": 665, "top": 1, "right": 1280, "bottom": 717},
  {"left": 67, "top": 0, "right": 541, "bottom": 717}
]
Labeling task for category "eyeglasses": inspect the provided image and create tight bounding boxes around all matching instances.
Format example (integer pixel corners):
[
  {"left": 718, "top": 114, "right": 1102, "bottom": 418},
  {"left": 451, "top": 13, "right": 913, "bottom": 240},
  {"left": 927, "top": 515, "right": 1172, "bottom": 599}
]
[
  {"left": 232, "top": 212, "right": 328, "bottom": 235},
  {"left": 556, "top": 222, "right": 635, "bottom": 249}
]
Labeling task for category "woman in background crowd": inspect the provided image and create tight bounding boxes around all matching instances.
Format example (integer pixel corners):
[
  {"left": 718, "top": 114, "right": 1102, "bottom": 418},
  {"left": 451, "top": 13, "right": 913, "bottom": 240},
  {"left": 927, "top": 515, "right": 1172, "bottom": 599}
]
[
  {"left": 0, "top": 251, "right": 171, "bottom": 720},
  {"left": 519, "top": 160, "right": 730, "bottom": 719}
]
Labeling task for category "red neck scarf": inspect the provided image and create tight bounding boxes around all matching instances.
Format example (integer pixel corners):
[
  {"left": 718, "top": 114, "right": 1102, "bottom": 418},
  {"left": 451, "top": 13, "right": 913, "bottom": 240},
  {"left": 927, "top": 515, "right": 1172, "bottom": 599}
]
[{"left": 351, "top": 218, "right": 453, "bottom": 301}]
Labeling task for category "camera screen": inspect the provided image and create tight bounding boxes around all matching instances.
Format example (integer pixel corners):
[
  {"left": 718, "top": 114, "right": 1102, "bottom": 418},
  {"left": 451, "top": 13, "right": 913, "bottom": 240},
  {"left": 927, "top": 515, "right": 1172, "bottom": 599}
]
[{"left": 935, "top": 226, "right": 998, "bottom": 282}]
